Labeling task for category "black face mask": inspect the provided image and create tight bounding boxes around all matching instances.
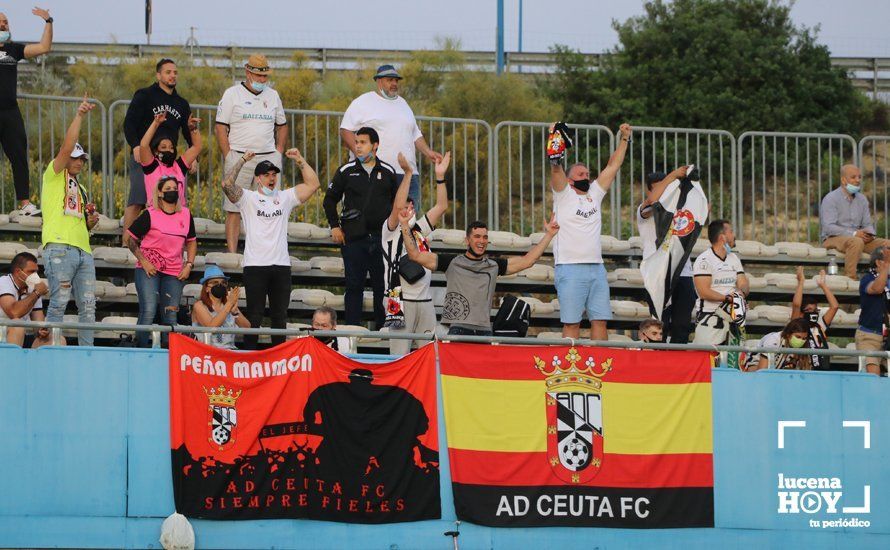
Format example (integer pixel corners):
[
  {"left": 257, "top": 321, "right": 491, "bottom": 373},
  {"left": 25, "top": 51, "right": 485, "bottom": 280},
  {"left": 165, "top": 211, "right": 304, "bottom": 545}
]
[
  {"left": 158, "top": 151, "right": 176, "bottom": 166},
  {"left": 571, "top": 178, "right": 591, "bottom": 192},
  {"left": 465, "top": 246, "right": 484, "bottom": 259},
  {"left": 162, "top": 190, "right": 179, "bottom": 204},
  {"left": 806, "top": 312, "right": 819, "bottom": 325},
  {"left": 210, "top": 284, "right": 227, "bottom": 299}
]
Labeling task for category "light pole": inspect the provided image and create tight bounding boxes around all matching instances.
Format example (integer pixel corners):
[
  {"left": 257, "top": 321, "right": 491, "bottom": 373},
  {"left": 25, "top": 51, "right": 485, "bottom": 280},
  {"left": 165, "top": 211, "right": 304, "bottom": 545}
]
[{"left": 496, "top": 0, "right": 505, "bottom": 74}]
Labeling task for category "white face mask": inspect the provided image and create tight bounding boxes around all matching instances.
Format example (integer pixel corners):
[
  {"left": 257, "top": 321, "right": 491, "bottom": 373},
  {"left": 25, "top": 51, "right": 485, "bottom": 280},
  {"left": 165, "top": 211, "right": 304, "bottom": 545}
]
[{"left": 25, "top": 272, "right": 41, "bottom": 292}]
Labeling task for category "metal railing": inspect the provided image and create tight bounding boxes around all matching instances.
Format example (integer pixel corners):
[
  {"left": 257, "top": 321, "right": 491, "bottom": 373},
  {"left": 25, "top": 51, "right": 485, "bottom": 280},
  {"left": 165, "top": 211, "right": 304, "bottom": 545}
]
[
  {"left": 737, "top": 131, "right": 858, "bottom": 244},
  {"left": 4, "top": 93, "right": 890, "bottom": 247},
  {"left": 493, "top": 121, "right": 615, "bottom": 234},
  {"left": 107, "top": 100, "right": 492, "bottom": 228},
  {"left": 858, "top": 135, "right": 890, "bottom": 239},
  {"left": 0, "top": 318, "right": 884, "bottom": 373},
  {"left": 0, "top": 94, "right": 109, "bottom": 215},
  {"left": 616, "top": 126, "right": 736, "bottom": 239}
]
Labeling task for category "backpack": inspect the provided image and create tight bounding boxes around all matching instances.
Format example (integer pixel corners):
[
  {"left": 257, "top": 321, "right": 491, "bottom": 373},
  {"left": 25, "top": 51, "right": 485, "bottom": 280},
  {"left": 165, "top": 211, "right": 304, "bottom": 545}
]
[{"left": 492, "top": 295, "right": 531, "bottom": 338}]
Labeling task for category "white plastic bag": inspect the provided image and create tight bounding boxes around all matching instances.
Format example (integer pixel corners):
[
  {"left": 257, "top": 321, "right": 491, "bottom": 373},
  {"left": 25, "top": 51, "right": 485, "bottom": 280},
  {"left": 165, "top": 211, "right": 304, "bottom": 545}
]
[{"left": 160, "top": 512, "right": 195, "bottom": 550}]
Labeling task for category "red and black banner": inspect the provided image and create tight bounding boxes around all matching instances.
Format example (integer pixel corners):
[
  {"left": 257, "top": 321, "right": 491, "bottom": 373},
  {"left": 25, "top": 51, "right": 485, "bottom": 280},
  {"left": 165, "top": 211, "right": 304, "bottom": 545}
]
[
  {"left": 439, "top": 343, "right": 714, "bottom": 528},
  {"left": 168, "top": 334, "right": 440, "bottom": 523}
]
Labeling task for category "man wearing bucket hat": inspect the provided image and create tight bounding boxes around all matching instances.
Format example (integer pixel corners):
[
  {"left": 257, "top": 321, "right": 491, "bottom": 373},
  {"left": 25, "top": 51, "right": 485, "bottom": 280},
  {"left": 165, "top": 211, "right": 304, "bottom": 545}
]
[
  {"left": 192, "top": 265, "right": 250, "bottom": 350},
  {"left": 221, "top": 148, "right": 320, "bottom": 349},
  {"left": 216, "top": 53, "right": 288, "bottom": 253},
  {"left": 340, "top": 64, "right": 442, "bottom": 208},
  {"left": 41, "top": 97, "right": 100, "bottom": 346}
]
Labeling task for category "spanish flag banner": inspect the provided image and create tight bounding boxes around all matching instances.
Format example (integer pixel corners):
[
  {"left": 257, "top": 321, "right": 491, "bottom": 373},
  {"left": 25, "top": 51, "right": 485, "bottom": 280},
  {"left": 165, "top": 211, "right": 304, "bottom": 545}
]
[{"left": 439, "top": 343, "right": 714, "bottom": 528}]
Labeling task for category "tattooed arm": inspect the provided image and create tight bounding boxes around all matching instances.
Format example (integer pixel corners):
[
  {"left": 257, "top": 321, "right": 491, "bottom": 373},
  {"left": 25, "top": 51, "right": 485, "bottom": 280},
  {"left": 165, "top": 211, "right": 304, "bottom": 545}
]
[{"left": 221, "top": 151, "right": 255, "bottom": 204}]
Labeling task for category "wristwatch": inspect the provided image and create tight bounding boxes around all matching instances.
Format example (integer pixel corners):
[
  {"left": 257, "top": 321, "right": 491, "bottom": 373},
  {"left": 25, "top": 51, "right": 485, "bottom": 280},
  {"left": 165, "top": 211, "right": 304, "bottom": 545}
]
[
  {"left": 45, "top": 17, "right": 53, "bottom": 24},
  {"left": 436, "top": 178, "right": 446, "bottom": 184}
]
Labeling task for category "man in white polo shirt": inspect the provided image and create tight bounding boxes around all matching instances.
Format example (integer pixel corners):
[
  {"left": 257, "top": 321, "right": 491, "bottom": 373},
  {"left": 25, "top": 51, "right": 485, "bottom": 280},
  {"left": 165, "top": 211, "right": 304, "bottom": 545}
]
[
  {"left": 0, "top": 251, "right": 54, "bottom": 347},
  {"left": 340, "top": 64, "right": 442, "bottom": 207},
  {"left": 692, "top": 219, "right": 749, "bottom": 345},
  {"left": 215, "top": 54, "right": 288, "bottom": 252},
  {"left": 549, "top": 122, "right": 631, "bottom": 341}
]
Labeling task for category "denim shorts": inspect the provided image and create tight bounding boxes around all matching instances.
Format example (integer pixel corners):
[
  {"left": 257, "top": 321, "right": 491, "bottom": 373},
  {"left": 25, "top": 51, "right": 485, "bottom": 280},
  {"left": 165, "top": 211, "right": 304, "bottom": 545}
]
[{"left": 554, "top": 263, "right": 612, "bottom": 323}]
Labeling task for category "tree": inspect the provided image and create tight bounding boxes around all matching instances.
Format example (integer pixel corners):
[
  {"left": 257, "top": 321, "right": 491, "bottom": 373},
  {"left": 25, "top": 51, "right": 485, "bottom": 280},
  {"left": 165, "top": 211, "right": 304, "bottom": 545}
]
[{"left": 542, "top": 0, "right": 882, "bottom": 136}]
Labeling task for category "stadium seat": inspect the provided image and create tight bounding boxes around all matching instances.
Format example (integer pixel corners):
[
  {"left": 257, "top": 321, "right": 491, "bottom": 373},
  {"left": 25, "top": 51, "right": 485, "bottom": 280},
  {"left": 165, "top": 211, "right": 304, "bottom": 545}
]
[
  {"left": 290, "top": 257, "right": 311, "bottom": 272},
  {"left": 17, "top": 215, "right": 42, "bottom": 228},
  {"left": 0, "top": 214, "right": 9, "bottom": 226},
  {"left": 831, "top": 310, "right": 857, "bottom": 327},
  {"left": 515, "top": 297, "right": 555, "bottom": 315},
  {"left": 627, "top": 236, "right": 643, "bottom": 249},
  {"left": 193, "top": 218, "right": 226, "bottom": 236},
  {"left": 125, "top": 283, "right": 137, "bottom": 295},
  {"left": 285, "top": 322, "right": 311, "bottom": 340},
  {"left": 601, "top": 235, "right": 632, "bottom": 252},
  {"left": 521, "top": 263, "right": 554, "bottom": 281},
  {"left": 549, "top": 298, "right": 560, "bottom": 311},
  {"left": 309, "top": 256, "right": 345, "bottom": 274},
  {"left": 487, "top": 230, "right": 522, "bottom": 247},
  {"left": 204, "top": 252, "right": 243, "bottom": 269},
  {"left": 766, "top": 273, "right": 816, "bottom": 290},
  {"left": 528, "top": 232, "right": 554, "bottom": 250},
  {"left": 733, "top": 240, "right": 764, "bottom": 256},
  {"left": 363, "top": 291, "right": 374, "bottom": 310},
  {"left": 62, "top": 314, "right": 80, "bottom": 338},
  {"left": 745, "top": 308, "right": 760, "bottom": 322},
  {"left": 747, "top": 276, "right": 768, "bottom": 290},
  {"left": 93, "top": 214, "right": 119, "bottom": 232},
  {"left": 613, "top": 268, "right": 644, "bottom": 285},
  {"left": 94, "top": 280, "right": 127, "bottom": 299},
  {"left": 429, "top": 228, "right": 465, "bottom": 245},
  {"left": 337, "top": 324, "right": 376, "bottom": 344},
  {"left": 607, "top": 333, "right": 634, "bottom": 343},
  {"left": 536, "top": 331, "right": 566, "bottom": 340},
  {"left": 287, "top": 222, "right": 316, "bottom": 240},
  {"left": 693, "top": 239, "right": 710, "bottom": 254},
  {"left": 820, "top": 274, "right": 854, "bottom": 292},
  {"left": 93, "top": 246, "right": 137, "bottom": 266},
  {"left": 0, "top": 242, "right": 27, "bottom": 260},
  {"left": 291, "top": 289, "right": 333, "bottom": 307},
  {"left": 610, "top": 300, "right": 648, "bottom": 318},
  {"left": 182, "top": 284, "right": 203, "bottom": 299}
]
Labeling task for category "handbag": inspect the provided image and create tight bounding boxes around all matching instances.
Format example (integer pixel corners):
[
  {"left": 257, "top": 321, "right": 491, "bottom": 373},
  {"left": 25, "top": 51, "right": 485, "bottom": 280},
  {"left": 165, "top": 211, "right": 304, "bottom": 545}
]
[{"left": 398, "top": 257, "right": 426, "bottom": 284}]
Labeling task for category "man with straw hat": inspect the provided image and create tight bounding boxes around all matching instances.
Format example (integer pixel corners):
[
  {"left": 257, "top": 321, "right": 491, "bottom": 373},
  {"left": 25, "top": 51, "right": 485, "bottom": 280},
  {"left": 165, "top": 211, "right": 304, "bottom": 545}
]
[{"left": 215, "top": 53, "right": 288, "bottom": 253}]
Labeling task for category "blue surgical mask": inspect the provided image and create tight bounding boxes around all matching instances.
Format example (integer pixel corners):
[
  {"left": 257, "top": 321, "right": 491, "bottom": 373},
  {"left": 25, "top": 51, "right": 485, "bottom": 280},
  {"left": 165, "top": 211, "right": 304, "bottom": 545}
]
[
  {"left": 357, "top": 153, "right": 375, "bottom": 163},
  {"left": 260, "top": 185, "right": 276, "bottom": 196},
  {"left": 724, "top": 243, "right": 732, "bottom": 255},
  {"left": 846, "top": 184, "right": 860, "bottom": 195},
  {"left": 0, "top": 31, "right": 10, "bottom": 43},
  {"left": 250, "top": 80, "right": 266, "bottom": 93}
]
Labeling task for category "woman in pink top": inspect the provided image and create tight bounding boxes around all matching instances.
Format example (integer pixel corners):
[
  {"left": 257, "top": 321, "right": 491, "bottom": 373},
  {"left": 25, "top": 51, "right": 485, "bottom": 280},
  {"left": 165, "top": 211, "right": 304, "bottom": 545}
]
[
  {"left": 126, "top": 175, "right": 198, "bottom": 348},
  {"left": 136, "top": 111, "right": 202, "bottom": 210}
]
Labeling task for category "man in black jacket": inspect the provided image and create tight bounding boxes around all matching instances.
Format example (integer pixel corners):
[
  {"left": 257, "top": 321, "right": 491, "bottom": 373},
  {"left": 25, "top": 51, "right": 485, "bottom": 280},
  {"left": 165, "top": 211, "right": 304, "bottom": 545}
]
[
  {"left": 0, "top": 7, "right": 53, "bottom": 217},
  {"left": 122, "top": 58, "right": 192, "bottom": 244},
  {"left": 323, "top": 127, "right": 409, "bottom": 327}
]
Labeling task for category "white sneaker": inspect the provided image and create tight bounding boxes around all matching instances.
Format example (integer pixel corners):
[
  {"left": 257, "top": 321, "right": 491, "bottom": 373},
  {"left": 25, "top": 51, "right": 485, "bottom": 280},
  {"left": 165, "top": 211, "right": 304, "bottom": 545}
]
[{"left": 19, "top": 203, "right": 41, "bottom": 217}]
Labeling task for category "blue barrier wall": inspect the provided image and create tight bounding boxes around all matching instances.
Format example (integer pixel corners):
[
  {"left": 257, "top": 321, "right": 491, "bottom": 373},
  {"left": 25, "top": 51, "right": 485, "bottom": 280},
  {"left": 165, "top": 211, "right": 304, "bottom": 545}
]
[{"left": 0, "top": 344, "right": 888, "bottom": 549}]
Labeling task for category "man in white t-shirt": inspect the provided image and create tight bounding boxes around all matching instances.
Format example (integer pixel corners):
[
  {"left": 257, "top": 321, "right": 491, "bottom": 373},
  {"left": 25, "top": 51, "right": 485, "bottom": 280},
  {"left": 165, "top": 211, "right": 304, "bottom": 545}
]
[
  {"left": 0, "top": 251, "right": 54, "bottom": 347},
  {"left": 637, "top": 166, "right": 698, "bottom": 343},
  {"left": 221, "top": 149, "right": 320, "bottom": 350},
  {"left": 692, "top": 219, "right": 750, "bottom": 345},
  {"left": 382, "top": 152, "right": 451, "bottom": 355},
  {"left": 340, "top": 64, "right": 442, "bottom": 207},
  {"left": 215, "top": 54, "right": 288, "bottom": 253},
  {"left": 549, "top": 123, "right": 631, "bottom": 341}
]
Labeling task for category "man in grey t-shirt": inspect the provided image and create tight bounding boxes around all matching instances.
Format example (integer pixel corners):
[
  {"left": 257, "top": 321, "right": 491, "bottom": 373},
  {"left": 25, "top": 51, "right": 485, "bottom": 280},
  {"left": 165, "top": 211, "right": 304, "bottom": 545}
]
[{"left": 402, "top": 218, "right": 559, "bottom": 336}]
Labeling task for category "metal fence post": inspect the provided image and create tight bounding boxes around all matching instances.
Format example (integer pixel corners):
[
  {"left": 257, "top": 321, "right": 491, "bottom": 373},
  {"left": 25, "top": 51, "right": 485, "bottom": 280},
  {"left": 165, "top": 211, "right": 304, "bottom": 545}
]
[{"left": 737, "top": 131, "right": 857, "bottom": 243}]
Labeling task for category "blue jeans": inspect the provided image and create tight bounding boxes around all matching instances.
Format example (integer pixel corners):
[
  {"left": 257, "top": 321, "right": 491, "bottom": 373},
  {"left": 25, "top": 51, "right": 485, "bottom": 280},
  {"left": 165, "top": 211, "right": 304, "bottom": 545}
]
[
  {"left": 134, "top": 269, "right": 183, "bottom": 348},
  {"left": 408, "top": 173, "right": 420, "bottom": 208},
  {"left": 44, "top": 243, "right": 96, "bottom": 346}
]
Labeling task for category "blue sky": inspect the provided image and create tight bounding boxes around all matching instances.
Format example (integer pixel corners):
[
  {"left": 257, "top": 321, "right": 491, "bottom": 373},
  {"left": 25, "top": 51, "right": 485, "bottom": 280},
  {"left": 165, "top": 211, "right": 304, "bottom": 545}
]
[{"left": 2, "top": 1, "right": 888, "bottom": 56}]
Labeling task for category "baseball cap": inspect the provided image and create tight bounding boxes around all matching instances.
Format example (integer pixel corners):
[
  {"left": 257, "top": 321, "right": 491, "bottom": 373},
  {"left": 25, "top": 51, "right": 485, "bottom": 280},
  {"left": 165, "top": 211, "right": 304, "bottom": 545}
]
[
  {"left": 254, "top": 160, "right": 281, "bottom": 176},
  {"left": 373, "top": 64, "right": 402, "bottom": 80},
  {"left": 70, "top": 143, "right": 89, "bottom": 159},
  {"left": 200, "top": 265, "right": 230, "bottom": 285},
  {"left": 245, "top": 54, "right": 272, "bottom": 75}
]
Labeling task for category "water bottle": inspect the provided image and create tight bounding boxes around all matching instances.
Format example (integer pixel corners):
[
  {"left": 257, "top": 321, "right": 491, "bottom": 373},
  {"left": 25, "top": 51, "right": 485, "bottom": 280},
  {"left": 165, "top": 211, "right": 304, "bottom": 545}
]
[{"left": 828, "top": 257, "right": 838, "bottom": 275}]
